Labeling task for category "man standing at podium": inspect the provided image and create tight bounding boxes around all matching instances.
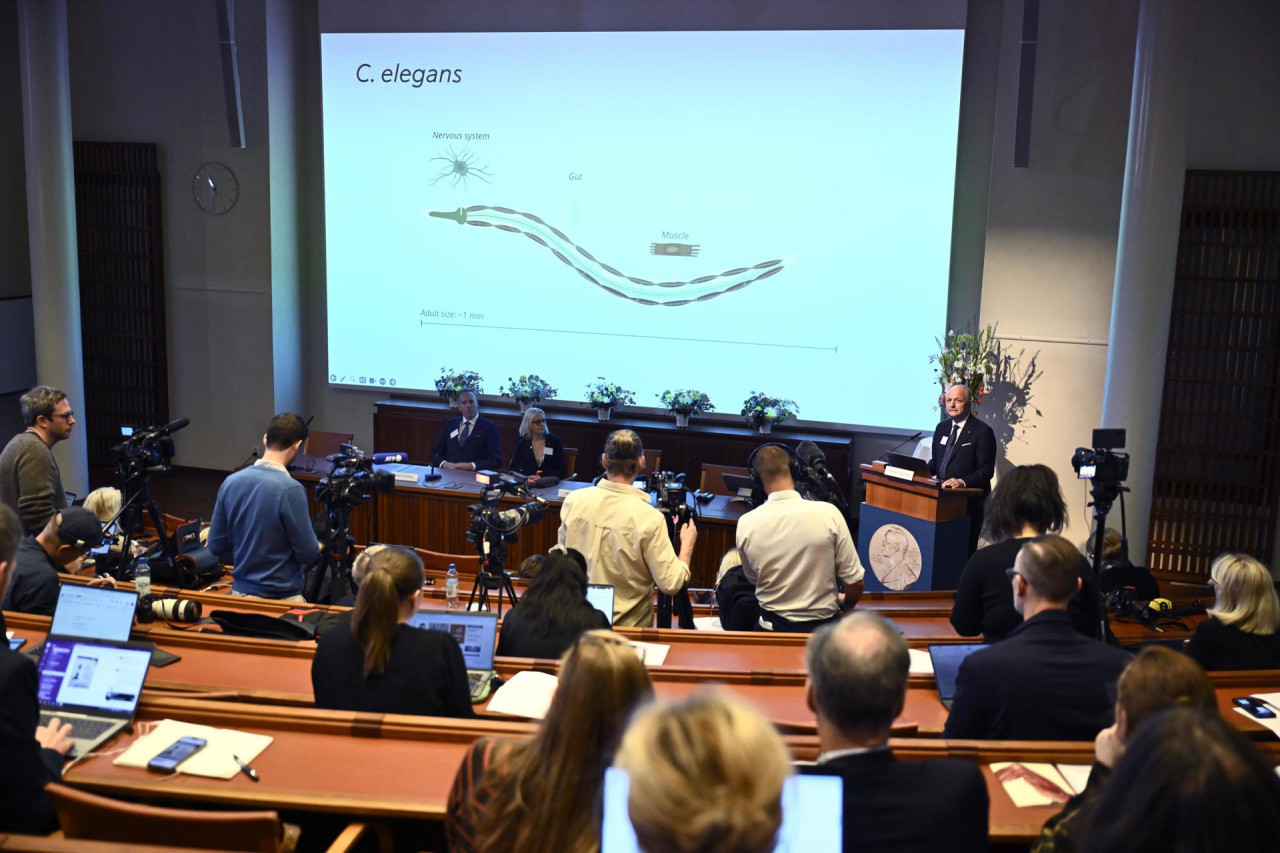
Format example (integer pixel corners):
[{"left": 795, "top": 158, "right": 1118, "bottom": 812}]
[
  {"left": 928, "top": 384, "right": 996, "bottom": 554},
  {"left": 430, "top": 391, "right": 502, "bottom": 472}
]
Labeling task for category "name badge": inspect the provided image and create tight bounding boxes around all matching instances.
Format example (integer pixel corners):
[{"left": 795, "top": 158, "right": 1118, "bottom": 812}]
[
  {"left": 940, "top": 435, "right": 948, "bottom": 446},
  {"left": 543, "top": 447, "right": 554, "bottom": 456},
  {"left": 450, "top": 429, "right": 459, "bottom": 439}
]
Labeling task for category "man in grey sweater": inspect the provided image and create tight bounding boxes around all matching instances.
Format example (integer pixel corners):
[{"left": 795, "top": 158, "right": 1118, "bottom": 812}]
[{"left": 0, "top": 386, "right": 74, "bottom": 535}]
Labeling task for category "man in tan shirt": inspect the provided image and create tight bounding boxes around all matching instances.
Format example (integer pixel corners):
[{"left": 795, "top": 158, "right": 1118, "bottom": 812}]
[{"left": 557, "top": 430, "right": 695, "bottom": 627}]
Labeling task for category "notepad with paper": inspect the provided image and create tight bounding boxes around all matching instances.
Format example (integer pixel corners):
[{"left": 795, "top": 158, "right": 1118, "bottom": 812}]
[
  {"left": 114, "top": 719, "right": 272, "bottom": 779},
  {"left": 990, "top": 762, "right": 1092, "bottom": 807}
]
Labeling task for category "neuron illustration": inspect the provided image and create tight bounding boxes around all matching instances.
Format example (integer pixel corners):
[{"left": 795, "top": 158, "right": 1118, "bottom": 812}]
[
  {"left": 427, "top": 205, "right": 790, "bottom": 306},
  {"left": 429, "top": 147, "right": 493, "bottom": 189}
]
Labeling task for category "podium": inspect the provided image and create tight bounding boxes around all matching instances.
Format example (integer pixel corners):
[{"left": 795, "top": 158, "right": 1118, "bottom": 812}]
[{"left": 857, "top": 461, "right": 980, "bottom": 592}]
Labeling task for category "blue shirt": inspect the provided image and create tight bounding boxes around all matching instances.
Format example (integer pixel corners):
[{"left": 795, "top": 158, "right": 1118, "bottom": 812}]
[{"left": 208, "top": 461, "right": 318, "bottom": 598}]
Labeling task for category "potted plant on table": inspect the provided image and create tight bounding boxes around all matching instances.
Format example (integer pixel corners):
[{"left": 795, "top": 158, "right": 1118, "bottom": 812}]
[
  {"left": 499, "top": 374, "right": 558, "bottom": 412},
  {"left": 584, "top": 378, "right": 636, "bottom": 421},
  {"left": 657, "top": 389, "right": 715, "bottom": 428},
  {"left": 740, "top": 392, "right": 799, "bottom": 435},
  {"left": 434, "top": 368, "right": 483, "bottom": 407}
]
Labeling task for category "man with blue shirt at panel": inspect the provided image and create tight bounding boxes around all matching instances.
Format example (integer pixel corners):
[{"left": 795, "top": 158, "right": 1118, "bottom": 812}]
[
  {"left": 430, "top": 390, "right": 502, "bottom": 472},
  {"left": 208, "top": 413, "right": 320, "bottom": 601}
]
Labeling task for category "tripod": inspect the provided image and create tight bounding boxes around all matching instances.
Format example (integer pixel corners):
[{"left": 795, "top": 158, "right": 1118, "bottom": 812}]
[
  {"left": 1085, "top": 479, "right": 1128, "bottom": 642},
  {"left": 466, "top": 533, "right": 519, "bottom": 616},
  {"left": 307, "top": 501, "right": 356, "bottom": 604},
  {"left": 113, "top": 465, "right": 180, "bottom": 578}
]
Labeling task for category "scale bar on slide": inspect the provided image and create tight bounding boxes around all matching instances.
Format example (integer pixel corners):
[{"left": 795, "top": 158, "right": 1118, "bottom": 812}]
[{"left": 418, "top": 321, "right": 837, "bottom": 353}]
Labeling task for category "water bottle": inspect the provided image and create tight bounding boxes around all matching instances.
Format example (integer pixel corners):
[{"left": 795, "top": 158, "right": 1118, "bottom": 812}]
[
  {"left": 134, "top": 557, "right": 152, "bottom": 599},
  {"left": 445, "top": 563, "right": 460, "bottom": 608}
]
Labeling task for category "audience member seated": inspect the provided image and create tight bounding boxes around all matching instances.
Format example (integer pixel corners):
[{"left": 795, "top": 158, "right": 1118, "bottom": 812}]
[
  {"left": 1088, "top": 527, "right": 1159, "bottom": 600},
  {"left": 515, "top": 553, "right": 544, "bottom": 579},
  {"left": 1032, "top": 646, "right": 1216, "bottom": 853},
  {"left": 507, "top": 406, "right": 567, "bottom": 481},
  {"left": 950, "top": 464, "right": 1107, "bottom": 642},
  {"left": 805, "top": 612, "right": 988, "bottom": 852},
  {"left": 430, "top": 390, "right": 502, "bottom": 472},
  {"left": 312, "top": 546, "right": 474, "bottom": 718},
  {"left": 496, "top": 548, "right": 611, "bottom": 658},
  {"left": 715, "top": 547, "right": 761, "bottom": 632},
  {"left": 1081, "top": 706, "right": 1280, "bottom": 853},
  {"left": 0, "top": 503, "right": 75, "bottom": 835},
  {"left": 2, "top": 507, "right": 106, "bottom": 615},
  {"left": 1183, "top": 552, "right": 1280, "bottom": 671},
  {"left": 615, "top": 691, "right": 790, "bottom": 853},
  {"left": 446, "top": 631, "right": 652, "bottom": 853},
  {"left": 943, "top": 535, "right": 1131, "bottom": 740},
  {"left": 737, "top": 443, "right": 863, "bottom": 632},
  {"left": 82, "top": 486, "right": 122, "bottom": 525}
]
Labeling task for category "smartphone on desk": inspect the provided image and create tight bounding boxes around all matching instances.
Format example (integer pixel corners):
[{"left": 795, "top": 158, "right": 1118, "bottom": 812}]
[
  {"left": 8, "top": 637, "right": 25, "bottom": 651},
  {"left": 1233, "top": 697, "right": 1276, "bottom": 719},
  {"left": 148, "top": 736, "right": 208, "bottom": 772}
]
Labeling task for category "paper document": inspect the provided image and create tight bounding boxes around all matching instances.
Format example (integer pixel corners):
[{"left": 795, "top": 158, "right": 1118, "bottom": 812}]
[
  {"left": 115, "top": 719, "right": 272, "bottom": 780},
  {"left": 487, "top": 670, "right": 559, "bottom": 719},
  {"left": 629, "top": 641, "right": 669, "bottom": 666},
  {"left": 692, "top": 616, "right": 723, "bottom": 631},
  {"left": 908, "top": 648, "right": 933, "bottom": 674},
  {"left": 990, "top": 762, "right": 1078, "bottom": 807}
]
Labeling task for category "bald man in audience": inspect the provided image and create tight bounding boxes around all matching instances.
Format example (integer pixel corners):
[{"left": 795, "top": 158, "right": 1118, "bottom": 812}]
[
  {"left": 943, "top": 534, "right": 1131, "bottom": 740},
  {"left": 737, "top": 443, "right": 863, "bottom": 632},
  {"left": 805, "top": 612, "right": 988, "bottom": 852}
]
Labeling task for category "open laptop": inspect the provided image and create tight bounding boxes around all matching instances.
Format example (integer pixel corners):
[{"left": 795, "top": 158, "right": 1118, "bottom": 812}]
[
  {"left": 27, "top": 585, "right": 179, "bottom": 667},
  {"left": 36, "top": 637, "right": 153, "bottom": 756},
  {"left": 587, "top": 584, "right": 615, "bottom": 622},
  {"left": 720, "top": 472, "right": 757, "bottom": 500},
  {"left": 602, "top": 767, "right": 843, "bottom": 852},
  {"left": 407, "top": 609, "right": 499, "bottom": 702},
  {"left": 928, "top": 643, "right": 986, "bottom": 710}
]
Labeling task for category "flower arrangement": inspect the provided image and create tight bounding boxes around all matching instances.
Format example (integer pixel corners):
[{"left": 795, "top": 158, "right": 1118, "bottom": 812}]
[
  {"left": 740, "top": 392, "right": 799, "bottom": 429},
  {"left": 434, "top": 368, "right": 483, "bottom": 399},
  {"left": 657, "top": 389, "right": 715, "bottom": 416},
  {"left": 498, "top": 374, "right": 557, "bottom": 403},
  {"left": 930, "top": 324, "right": 998, "bottom": 408},
  {"left": 584, "top": 378, "right": 636, "bottom": 409}
]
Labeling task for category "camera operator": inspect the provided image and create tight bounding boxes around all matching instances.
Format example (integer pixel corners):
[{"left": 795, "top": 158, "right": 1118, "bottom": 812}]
[
  {"left": 208, "top": 413, "right": 319, "bottom": 601},
  {"left": 737, "top": 444, "right": 864, "bottom": 633},
  {"left": 558, "top": 430, "right": 694, "bottom": 627}
]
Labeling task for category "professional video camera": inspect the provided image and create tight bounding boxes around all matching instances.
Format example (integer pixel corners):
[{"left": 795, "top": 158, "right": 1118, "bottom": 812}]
[
  {"left": 464, "top": 470, "right": 548, "bottom": 613},
  {"left": 106, "top": 418, "right": 192, "bottom": 580},
  {"left": 650, "top": 471, "right": 693, "bottom": 528},
  {"left": 1071, "top": 428, "right": 1131, "bottom": 642},
  {"left": 314, "top": 443, "right": 396, "bottom": 510},
  {"left": 794, "top": 441, "right": 850, "bottom": 518},
  {"left": 112, "top": 418, "right": 189, "bottom": 483}
]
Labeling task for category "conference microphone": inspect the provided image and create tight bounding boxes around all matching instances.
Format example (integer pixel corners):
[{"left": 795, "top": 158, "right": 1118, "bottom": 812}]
[
  {"left": 877, "top": 431, "right": 924, "bottom": 461},
  {"left": 372, "top": 452, "right": 410, "bottom": 464}
]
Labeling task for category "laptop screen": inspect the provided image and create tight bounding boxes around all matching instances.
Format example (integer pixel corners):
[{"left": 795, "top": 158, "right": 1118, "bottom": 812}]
[
  {"left": 407, "top": 610, "right": 498, "bottom": 670},
  {"left": 36, "top": 638, "right": 151, "bottom": 716},
  {"left": 602, "top": 767, "right": 843, "bottom": 852},
  {"left": 928, "top": 643, "right": 986, "bottom": 701},
  {"left": 50, "top": 585, "right": 138, "bottom": 642},
  {"left": 587, "top": 584, "right": 615, "bottom": 621}
]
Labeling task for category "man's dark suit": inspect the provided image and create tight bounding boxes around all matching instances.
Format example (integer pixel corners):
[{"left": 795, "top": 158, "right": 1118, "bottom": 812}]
[
  {"left": 942, "top": 610, "right": 1131, "bottom": 741},
  {"left": 802, "top": 749, "right": 988, "bottom": 852},
  {"left": 0, "top": 647, "right": 64, "bottom": 834},
  {"left": 927, "top": 416, "right": 996, "bottom": 553},
  {"left": 429, "top": 416, "right": 502, "bottom": 471}
]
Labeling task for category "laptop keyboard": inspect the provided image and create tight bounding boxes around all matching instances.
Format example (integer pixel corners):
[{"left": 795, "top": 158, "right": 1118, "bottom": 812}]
[{"left": 39, "top": 714, "right": 114, "bottom": 740}]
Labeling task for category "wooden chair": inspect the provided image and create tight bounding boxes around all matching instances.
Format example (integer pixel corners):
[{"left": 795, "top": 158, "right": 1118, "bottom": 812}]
[
  {"left": 562, "top": 446, "right": 578, "bottom": 478},
  {"left": 700, "top": 463, "right": 752, "bottom": 496},
  {"left": 641, "top": 448, "right": 662, "bottom": 473},
  {"left": 44, "top": 782, "right": 371, "bottom": 852},
  {"left": 413, "top": 547, "right": 482, "bottom": 574},
  {"left": 304, "top": 430, "right": 354, "bottom": 458}
]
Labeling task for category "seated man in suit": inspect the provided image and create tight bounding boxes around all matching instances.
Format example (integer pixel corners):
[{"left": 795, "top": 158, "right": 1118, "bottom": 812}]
[
  {"left": 0, "top": 503, "right": 75, "bottom": 835},
  {"left": 430, "top": 390, "right": 502, "bottom": 472},
  {"left": 804, "top": 611, "right": 988, "bottom": 852},
  {"left": 928, "top": 384, "right": 996, "bottom": 554},
  {"left": 943, "top": 534, "right": 1131, "bottom": 741}
]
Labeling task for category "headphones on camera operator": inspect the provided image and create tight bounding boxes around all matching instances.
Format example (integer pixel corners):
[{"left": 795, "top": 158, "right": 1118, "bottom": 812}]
[{"left": 746, "top": 442, "right": 802, "bottom": 507}]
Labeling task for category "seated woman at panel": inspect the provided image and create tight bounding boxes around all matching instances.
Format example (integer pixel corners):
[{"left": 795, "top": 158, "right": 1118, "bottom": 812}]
[
  {"left": 446, "top": 630, "right": 652, "bottom": 853},
  {"left": 949, "top": 464, "right": 1106, "bottom": 642},
  {"left": 1081, "top": 706, "right": 1280, "bottom": 853},
  {"left": 615, "top": 691, "right": 791, "bottom": 853},
  {"left": 507, "top": 407, "right": 567, "bottom": 481},
  {"left": 1183, "top": 552, "right": 1280, "bottom": 671},
  {"left": 312, "top": 546, "right": 474, "bottom": 718},
  {"left": 496, "top": 548, "right": 610, "bottom": 658},
  {"left": 1032, "top": 646, "right": 1216, "bottom": 853}
]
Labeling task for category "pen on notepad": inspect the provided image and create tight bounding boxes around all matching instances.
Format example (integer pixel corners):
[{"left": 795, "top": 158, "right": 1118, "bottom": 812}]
[{"left": 233, "top": 754, "right": 259, "bottom": 782}]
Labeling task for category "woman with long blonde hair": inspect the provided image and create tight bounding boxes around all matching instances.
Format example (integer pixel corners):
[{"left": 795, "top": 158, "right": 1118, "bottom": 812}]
[{"left": 1184, "top": 552, "right": 1280, "bottom": 670}]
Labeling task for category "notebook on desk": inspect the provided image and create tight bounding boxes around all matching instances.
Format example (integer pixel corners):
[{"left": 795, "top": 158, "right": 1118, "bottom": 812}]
[
  {"left": 36, "top": 637, "right": 153, "bottom": 756},
  {"left": 928, "top": 643, "right": 986, "bottom": 709},
  {"left": 407, "top": 609, "right": 499, "bottom": 702}
]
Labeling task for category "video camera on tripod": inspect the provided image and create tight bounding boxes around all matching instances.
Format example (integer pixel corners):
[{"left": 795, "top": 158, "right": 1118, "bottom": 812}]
[
  {"left": 464, "top": 470, "right": 548, "bottom": 613},
  {"left": 309, "top": 442, "right": 396, "bottom": 602},
  {"left": 1071, "top": 428, "right": 1131, "bottom": 642},
  {"left": 649, "top": 471, "right": 699, "bottom": 629},
  {"left": 112, "top": 418, "right": 188, "bottom": 481}
]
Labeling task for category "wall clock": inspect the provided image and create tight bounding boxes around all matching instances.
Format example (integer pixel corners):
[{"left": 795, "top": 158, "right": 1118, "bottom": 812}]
[{"left": 192, "top": 161, "right": 239, "bottom": 215}]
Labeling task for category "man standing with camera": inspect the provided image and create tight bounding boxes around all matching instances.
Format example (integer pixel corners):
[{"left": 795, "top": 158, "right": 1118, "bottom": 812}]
[
  {"left": 737, "top": 444, "right": 863, "bottom": 632},
  {"left": 0, "top": 386, "right": 74, "bottom": 535},
  {"left": 558, "top": 429, "right": 694, "bottom": 627},
  {"left": 430, "top": 390, "right": 502, "bottom": 472},
  {"left": 208, "top": 414, "right": 319, "bottom": 601}
]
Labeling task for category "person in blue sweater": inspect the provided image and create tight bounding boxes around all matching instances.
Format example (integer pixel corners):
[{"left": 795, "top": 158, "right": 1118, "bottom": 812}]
[{"left": 208, "top": 413, "right": 319, "bottom": 600}]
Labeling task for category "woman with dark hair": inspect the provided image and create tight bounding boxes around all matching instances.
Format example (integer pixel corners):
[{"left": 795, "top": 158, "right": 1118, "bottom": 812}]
[
  {"left": 507, "top": 407, "right": 567, "bottom": 480},
  {"left": 1081, "top": 706, "right": 1280, "bottom": 853},
  {"left": 950, "top": 464, "right": 1104, "bottom": 642},
  {"left": 1184, "top": 552, "right": 1280, "bottom": 670},
  {"left": 496, "top": 548, "right": 610, "bottom": 658},
  {"left": 311, "top": 546, "right": 474, "bottom": 717},
  {"left": 447, "top": 631, "right": 653, "bottom": 853}
]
